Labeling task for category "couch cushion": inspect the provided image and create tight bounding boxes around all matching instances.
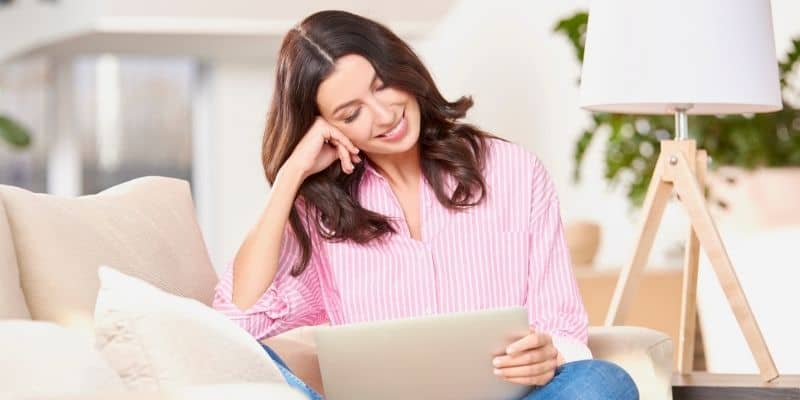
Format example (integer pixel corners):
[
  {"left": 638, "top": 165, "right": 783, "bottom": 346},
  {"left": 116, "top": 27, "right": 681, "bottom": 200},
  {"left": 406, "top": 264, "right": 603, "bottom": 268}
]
[
  {"left": 0, "top": 177, "right": 218, "bottom": 335},
  {"left": 0, "top": 196, "right": 31, "bottom": 319},
  {"left": 95, "top": 266, "right": 287, "bottom": 391},
  {"left": 0, "top": 320, "right": 125, "bottom": 399},
  {"left": 34, "top": 384, "right": 307, "bottom": 400}
]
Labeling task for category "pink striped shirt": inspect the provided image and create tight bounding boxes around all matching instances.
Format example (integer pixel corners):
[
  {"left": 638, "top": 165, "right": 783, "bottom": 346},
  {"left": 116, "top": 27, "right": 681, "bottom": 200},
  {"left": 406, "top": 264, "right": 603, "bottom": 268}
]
[{"left": 213, "top": 138, "right": 592, "bottom": 362}]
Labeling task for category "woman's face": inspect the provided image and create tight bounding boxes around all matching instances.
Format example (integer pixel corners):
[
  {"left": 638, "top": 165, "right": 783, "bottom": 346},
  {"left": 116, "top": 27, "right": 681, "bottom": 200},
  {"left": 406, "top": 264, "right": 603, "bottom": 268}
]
[{"left": 316, "top": 54, "right": 421, "bottom": 156}]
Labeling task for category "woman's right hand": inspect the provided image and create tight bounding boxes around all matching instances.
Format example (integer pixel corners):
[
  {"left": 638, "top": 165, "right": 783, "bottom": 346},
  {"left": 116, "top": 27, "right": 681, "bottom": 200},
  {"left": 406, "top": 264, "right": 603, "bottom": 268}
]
[{"left": 284, "top": 116, "right": 362, "bottom": 180}]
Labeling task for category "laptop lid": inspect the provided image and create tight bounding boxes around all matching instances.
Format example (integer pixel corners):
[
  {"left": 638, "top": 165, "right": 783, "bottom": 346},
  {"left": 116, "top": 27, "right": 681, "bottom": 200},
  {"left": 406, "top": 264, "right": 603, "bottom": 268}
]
[{"left": 315, "top": 306, "right": 531, "bottom": 400}]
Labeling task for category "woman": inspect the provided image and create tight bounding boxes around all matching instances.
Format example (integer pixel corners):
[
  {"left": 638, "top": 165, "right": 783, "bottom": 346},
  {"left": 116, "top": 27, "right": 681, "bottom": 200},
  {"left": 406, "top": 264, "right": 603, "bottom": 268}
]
[{"left": 213, "top": 10, "right": 638, "bottom": 400}]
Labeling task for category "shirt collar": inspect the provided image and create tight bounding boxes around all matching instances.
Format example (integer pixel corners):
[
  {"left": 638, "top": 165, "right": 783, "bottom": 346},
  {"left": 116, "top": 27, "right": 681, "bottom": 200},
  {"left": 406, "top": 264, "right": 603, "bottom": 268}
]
[{"left": 362, "top": 157, "right": 383, "bottom": 180}]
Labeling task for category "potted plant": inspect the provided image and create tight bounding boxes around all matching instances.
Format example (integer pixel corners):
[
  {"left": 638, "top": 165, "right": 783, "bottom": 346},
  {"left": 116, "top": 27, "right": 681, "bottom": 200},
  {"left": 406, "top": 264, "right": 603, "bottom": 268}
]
[{"left": 554, "top": 11, "right": 800, "bottom": 229}]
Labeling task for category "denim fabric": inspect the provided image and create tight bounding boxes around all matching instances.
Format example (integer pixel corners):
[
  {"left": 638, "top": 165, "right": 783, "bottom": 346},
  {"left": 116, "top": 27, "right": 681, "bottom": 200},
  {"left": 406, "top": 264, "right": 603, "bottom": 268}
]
[
  {"left": 521, "top": 359, "right": 639, "bottom": 400},
  {"left": 260, "top": 342, "right": 324, "bottom": 400}
]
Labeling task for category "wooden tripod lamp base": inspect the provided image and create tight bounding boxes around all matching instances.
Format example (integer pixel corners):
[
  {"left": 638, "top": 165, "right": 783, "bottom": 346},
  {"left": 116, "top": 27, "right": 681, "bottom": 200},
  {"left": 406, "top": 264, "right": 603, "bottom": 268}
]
[{"left": 603, "top": 139, "right": 780, "bottom": 382}]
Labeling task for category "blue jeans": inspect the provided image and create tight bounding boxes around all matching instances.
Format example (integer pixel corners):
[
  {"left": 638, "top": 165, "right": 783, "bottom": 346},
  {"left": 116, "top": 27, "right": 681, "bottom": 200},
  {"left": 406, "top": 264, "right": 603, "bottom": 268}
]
[
  {"left": 261, "top": 342, "right": 637, "bottom": 400},
  {"left": 521, "top": 359, "right": 639, "bottom": 400},
  {"left": 260, "top": 343, "right": 324, "bottom": 400}
]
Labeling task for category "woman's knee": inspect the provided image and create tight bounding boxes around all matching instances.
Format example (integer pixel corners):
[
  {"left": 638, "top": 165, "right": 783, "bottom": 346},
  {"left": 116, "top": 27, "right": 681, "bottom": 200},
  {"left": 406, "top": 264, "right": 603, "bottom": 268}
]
[{"left": 559, "top": 359, "right": 639, "bottom": 399}]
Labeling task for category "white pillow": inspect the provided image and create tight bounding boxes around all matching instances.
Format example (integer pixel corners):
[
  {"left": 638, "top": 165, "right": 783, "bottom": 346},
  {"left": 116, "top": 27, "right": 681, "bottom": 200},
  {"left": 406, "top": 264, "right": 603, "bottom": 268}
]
[
  {"left": 32, "top": 384, "right": 308, "bottom": 400},
  {"left": 0, "top": 320, "right": 125, "bottom": 399},
  {"left": 94, "top": 266, "right": 288, "bottom": 391}
]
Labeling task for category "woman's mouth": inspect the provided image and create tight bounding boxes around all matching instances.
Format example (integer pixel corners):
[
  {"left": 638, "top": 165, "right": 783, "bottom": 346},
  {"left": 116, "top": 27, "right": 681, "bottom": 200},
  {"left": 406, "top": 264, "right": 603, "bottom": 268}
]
[{"left": 375, "top": 109, "right": 407, "bottom": 142}]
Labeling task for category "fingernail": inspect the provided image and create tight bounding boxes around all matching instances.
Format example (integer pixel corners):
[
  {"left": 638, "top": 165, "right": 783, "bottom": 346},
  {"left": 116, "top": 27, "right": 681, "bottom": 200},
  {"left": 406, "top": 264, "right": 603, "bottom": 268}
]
[
  {"left": 493, "top": 368, "right": 501, "bottom": 376},
  {"left": 355, "top": 155, "right": 362, "bottom": 162},
  {"left": 492, "top": 357, "right": 501, "bottom": 366}
]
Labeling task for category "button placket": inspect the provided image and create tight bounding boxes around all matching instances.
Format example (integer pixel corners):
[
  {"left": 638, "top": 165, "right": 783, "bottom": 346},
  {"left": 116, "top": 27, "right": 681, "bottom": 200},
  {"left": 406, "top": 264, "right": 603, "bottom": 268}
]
[{"left": 424, "top": 241, "right": 440, "bottom": 317}]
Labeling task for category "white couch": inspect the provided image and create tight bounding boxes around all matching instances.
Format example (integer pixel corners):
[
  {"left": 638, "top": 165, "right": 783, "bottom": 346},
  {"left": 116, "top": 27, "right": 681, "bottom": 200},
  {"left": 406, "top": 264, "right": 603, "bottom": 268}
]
[{"left": 0, "top": 177, "right": 675, "bottom": 399}]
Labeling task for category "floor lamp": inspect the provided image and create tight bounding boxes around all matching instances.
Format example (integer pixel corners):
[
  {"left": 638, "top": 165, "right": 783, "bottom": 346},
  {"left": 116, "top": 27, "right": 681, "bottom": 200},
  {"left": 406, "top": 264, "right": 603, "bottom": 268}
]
[{"left": 578, "top": 0, "right": 782, "bottom": 382}]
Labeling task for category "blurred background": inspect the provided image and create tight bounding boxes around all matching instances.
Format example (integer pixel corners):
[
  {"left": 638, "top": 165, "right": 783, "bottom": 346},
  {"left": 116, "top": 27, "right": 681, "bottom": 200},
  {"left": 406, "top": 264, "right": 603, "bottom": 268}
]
[{"left": 1, "top": 0, "right": 799, "bottom": 374}]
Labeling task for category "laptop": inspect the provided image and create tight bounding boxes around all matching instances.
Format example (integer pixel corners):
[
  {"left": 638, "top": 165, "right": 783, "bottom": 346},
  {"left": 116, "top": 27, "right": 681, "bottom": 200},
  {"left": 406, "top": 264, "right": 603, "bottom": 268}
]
[{"left": 314, "top": 306, "right": 531, "bottom": 400}]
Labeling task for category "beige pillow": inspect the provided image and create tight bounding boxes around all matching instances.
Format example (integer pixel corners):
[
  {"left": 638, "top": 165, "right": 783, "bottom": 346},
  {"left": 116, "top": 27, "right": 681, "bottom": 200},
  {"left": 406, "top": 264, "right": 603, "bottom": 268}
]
[
  {"left": 0, "top": 177, "right": 218, "bottom": 336},
  {"left": 34, "top": 384, "right": 307, "bottom": 400},
  {"left": 94, "top": 266, "right": 288, "bottom": 391},
  {"left": 0, "top": 320, "right": 124, "bottom": 399},
  {"left": 0, "top": 196, "right": 30, "bottom": 319}
]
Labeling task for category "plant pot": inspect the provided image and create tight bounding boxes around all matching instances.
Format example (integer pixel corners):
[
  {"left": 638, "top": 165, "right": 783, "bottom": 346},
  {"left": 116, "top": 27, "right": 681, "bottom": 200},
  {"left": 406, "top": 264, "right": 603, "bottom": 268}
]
[
  {"left": 706, "top": 167, "right": 800, "bottom": 230},
  {"left": 565, "top": 220, "right": 601, "bottom": 267}
]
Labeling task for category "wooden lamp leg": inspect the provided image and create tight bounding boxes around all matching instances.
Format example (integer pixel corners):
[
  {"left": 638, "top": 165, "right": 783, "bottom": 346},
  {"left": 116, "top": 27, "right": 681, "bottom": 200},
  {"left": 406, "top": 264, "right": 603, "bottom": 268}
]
[
  {"left": 670, "top": 151, "right": 779, "bottom": 382},
  {"left": 678, "top": 150, "right": 706, "bottom": 374},
  {"left": 605, "top": 152, "right": 673, "bottom": 326}
]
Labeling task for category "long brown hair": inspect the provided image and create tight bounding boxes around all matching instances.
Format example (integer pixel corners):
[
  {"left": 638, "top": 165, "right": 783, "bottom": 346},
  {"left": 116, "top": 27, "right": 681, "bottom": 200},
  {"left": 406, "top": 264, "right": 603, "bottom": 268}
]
[{"left": 262, "top": 10, "right": 507, "bottom": 276}]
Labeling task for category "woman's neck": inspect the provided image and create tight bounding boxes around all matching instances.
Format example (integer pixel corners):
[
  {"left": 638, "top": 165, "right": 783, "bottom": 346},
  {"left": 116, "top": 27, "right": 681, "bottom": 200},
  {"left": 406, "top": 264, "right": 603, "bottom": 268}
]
[{"left": 367, "top": 143, "right": 421, "bottom": 188}]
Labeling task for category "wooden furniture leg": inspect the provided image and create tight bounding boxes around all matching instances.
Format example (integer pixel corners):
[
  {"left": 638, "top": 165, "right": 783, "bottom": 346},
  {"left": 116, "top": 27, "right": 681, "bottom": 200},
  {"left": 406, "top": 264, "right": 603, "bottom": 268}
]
[
  {"left": 605, "top": 140, "right": 779, "bottom": 382},
  {"left": 604, "top": 153, "right": 673, "bottom": 326},
  {"left": 678, "top": 150, "right": 705, "bottom": 374}
]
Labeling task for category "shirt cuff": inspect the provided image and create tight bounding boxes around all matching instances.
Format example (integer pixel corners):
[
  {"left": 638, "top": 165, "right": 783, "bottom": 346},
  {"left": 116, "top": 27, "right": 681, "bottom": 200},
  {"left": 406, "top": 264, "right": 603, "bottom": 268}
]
[
  {"left": 234, "top": 285, "right": 293, "bottom": 319},
  {"left": 551, "top": 334, "right": 593, "bottom": 364}
]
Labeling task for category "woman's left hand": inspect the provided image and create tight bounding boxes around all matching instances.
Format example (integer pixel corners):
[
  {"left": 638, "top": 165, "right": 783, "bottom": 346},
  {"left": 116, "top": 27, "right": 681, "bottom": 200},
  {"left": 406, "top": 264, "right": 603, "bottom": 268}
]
[{"left": 492, "top": 329, "right": 565, "bottom": 386}]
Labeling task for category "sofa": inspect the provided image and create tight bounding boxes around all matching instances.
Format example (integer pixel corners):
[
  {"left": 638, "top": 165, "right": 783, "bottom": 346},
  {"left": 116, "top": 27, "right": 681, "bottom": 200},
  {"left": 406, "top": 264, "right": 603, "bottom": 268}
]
[{"left": 0, "top": 176, "right": 674, "bottom": 399}]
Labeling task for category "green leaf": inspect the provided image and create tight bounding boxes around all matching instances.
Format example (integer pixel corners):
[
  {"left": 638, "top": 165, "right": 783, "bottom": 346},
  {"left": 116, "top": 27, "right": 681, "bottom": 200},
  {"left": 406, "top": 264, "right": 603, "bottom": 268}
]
[
  {"left": 0, "top": 115, "right": 32, "bottom": 149},
  {"left": 573, "top": 129, "right": 595, "bottom": 182},
  {"left": 553, "top": 11, "right": 589, "bottom": 63}
]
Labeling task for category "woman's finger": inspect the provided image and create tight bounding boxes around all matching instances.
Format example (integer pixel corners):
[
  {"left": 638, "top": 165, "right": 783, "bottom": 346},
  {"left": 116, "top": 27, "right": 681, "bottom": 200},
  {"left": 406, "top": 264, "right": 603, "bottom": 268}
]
[
  {"left": 506, "top": 332, "right": 551, "bottom": 355},
  {"left": 335, "top": 140, "right": 354, "bottom": 173},
  {"left": 319, "top": 128, "right": 333, "bottom": 145},
  {"left": 493, "top": 347, "right": 554, "bottom": 368},
  {"left": 493, "top": 358, "right": 556, "bottom": 379},
  {"left": 504, "top": 370, "right": 555, "bottom": 387},
  {"left": 329, "top": 128, "right": 359, "bottom": 154}
]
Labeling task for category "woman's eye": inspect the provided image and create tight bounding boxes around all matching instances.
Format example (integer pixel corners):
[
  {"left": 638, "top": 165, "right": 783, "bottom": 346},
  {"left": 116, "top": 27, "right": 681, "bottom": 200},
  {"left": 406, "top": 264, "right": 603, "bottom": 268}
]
[{"left": 344, "top": 108, "right": 361, "bottom": 124}]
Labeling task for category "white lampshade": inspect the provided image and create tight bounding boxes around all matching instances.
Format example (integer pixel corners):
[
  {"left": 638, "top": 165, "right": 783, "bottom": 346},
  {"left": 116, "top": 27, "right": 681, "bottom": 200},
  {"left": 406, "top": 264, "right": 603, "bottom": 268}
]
[{"left": 579, "top": 0, "right": 782, "bottom": 115}]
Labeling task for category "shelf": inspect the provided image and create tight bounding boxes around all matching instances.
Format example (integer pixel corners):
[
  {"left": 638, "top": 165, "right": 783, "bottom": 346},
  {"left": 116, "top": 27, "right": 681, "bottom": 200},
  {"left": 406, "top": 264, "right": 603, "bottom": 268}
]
[{"left": 1, "top": 0, "right": 455, "bottom": 62}]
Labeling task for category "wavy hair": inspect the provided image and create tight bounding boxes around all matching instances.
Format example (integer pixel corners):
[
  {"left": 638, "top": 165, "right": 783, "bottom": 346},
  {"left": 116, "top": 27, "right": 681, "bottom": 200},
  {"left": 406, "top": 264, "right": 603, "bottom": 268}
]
[{"left": 262, "top": 10, "right": 507, "bottom": 276}]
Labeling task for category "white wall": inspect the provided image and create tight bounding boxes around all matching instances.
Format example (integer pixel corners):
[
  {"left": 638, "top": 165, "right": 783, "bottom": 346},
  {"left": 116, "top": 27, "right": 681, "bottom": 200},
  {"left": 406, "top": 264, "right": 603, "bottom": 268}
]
[{"left": 203, "top": 61, "right": 274, "bottom": 271}]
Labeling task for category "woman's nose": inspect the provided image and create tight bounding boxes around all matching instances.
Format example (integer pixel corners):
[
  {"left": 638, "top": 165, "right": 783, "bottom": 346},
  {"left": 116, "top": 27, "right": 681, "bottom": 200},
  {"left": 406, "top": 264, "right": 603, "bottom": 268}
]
[{"left": 372, "top": 101, "right": 395, "bottom": 127}]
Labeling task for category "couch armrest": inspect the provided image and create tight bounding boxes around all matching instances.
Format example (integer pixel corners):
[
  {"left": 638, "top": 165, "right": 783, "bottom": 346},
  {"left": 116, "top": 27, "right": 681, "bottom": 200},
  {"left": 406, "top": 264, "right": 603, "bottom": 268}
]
[
  {"left": 33, "top": 383, "right": 306, "bottom": 400},
  {"left": 588, "top": 326, "right": 674, "bottom": 400}
]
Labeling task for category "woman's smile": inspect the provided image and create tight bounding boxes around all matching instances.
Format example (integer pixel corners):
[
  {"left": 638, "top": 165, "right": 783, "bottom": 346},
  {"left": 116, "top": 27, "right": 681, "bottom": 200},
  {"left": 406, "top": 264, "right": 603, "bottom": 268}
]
[{"left": 375, "top": 108, "right": 407, "bottom": 142}]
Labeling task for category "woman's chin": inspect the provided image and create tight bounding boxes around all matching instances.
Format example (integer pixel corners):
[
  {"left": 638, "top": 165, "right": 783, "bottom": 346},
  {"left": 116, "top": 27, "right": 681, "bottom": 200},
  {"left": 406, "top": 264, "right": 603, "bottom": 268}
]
[{"left": 372, "top": 133, "right": 419, "bottom": 155}]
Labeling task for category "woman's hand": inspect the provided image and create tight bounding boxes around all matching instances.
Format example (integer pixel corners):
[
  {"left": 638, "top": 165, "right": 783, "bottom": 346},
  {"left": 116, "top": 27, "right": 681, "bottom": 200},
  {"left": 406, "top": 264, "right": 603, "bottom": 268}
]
[
  {"left": 492, "top": 329, "right": 564, "bottom": 386},
  {"left": 284, "top": 116, "right": 362, "bottom": 180}
]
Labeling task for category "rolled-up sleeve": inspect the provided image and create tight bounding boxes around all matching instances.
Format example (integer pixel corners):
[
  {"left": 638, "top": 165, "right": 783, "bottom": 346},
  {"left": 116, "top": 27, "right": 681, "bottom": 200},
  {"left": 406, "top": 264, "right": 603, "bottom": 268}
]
[
  {"left": 525, "top": 157, "right": 592, "bottom": 363},
  {"left": 212, "top": 209, "right": 328, "bottom": 340}
]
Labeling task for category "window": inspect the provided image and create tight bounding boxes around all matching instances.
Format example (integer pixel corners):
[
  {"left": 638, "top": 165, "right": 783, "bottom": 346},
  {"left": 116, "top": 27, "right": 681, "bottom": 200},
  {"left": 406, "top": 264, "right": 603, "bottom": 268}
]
[{"left": 0, "top": 55, "right": 197, "bottom": 195}]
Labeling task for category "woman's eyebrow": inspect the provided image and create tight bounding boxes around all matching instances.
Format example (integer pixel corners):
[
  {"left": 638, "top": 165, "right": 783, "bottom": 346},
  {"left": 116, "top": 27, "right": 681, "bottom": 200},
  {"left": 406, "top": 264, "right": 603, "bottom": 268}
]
[{"left": 332, "top": 72, "right": 378, "bottom": 115}]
